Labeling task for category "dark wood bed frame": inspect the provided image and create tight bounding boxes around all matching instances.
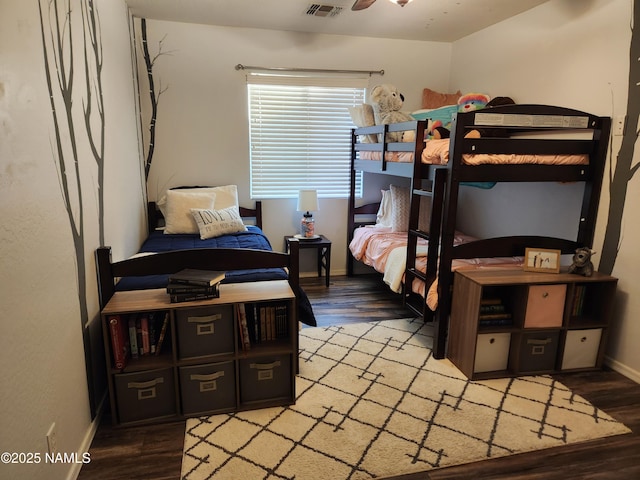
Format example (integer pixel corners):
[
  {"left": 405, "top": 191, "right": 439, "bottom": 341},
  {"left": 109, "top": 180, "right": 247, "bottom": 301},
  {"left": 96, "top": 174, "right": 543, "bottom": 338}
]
[
  {"left": 96, "top": 200, "right": 298, "bottom": 310},
  {"left": 348, "top": 104, "right": 611, "bottom": 359}
]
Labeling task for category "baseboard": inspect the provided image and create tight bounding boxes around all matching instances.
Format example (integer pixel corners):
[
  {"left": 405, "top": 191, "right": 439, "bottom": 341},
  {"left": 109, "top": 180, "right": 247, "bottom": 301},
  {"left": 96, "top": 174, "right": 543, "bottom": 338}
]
[
  {"left": 604, "top": 356, "right": 640, "bottom": 384},
  {"left": 68, "top": 394, "right": 106, "bottom": 480}
]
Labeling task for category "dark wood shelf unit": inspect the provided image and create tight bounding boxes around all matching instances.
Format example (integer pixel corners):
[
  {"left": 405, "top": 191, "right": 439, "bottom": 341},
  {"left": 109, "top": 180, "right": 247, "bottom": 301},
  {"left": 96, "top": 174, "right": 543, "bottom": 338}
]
[
  {"left": 101, "top": 280, "right": 297, "bottom": 426},
  {"left": 448, "top": 269, "right": 617, "bottom": 380}
]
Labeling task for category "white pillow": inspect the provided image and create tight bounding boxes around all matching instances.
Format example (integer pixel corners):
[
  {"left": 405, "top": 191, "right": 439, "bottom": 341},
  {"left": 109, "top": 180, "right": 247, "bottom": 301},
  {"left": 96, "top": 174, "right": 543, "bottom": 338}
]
[
  {"left": 158, "top": 185, "right": 239, "bottom": 217},
  {"left": 376, "top": 189, "right": 393, "bottom": 227},
  {"left": 191, "top": 206, "right": 247, "bottom": 239},
  {"left": 163, "top": 190, "right": 216, "bottom": 234}
]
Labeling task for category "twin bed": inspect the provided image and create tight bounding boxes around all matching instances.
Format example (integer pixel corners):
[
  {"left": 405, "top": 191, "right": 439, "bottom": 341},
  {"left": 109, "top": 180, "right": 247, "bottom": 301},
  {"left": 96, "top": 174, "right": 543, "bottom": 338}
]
[
  {"left": 348, "top": 104, "right": 611, "bottom": 358},
  {"left": 96, "top": 186, "right": 316, "bottom": 327}
]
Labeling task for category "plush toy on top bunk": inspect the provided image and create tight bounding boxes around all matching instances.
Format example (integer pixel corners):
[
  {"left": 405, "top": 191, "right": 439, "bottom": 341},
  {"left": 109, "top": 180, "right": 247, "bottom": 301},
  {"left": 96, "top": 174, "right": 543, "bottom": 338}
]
[
  {"left": 370, "top": 84, "right": 416, "bottom": 143},
  {"left": 428, "top": 93, "right": 491, "bottom": 139},
  {"left": 427, "top": 94, "right": 517, "bottom": 140}
]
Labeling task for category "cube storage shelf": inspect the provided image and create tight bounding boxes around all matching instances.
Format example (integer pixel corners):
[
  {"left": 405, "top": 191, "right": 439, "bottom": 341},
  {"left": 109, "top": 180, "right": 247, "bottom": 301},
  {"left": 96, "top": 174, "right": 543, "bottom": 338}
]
[
  {"left": 101, "top": 280, "right": 297, "bottom": 426},
  {"left": 448, "top": 269, "right": 617, "bottom": 380}
]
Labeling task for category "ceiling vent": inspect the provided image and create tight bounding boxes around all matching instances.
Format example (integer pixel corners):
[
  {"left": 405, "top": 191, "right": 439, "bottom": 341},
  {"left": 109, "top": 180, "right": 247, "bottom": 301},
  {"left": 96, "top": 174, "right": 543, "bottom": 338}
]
[{"left": 306, "top": 4, "right": 343, "bottom": 18}]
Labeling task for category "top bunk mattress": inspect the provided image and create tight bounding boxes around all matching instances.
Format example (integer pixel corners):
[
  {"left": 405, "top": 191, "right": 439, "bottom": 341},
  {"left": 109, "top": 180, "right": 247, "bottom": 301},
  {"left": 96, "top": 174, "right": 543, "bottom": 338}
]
[{"left": 359, "top": 139, "right": 589, "bottom": 166}]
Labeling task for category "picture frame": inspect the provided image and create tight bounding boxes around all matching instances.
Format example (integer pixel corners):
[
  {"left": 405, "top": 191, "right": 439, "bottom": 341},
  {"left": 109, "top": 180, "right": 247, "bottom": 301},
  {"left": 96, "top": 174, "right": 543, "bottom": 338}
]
[{"left": 523, "top": 248, "right": 561, "bottom": 273}]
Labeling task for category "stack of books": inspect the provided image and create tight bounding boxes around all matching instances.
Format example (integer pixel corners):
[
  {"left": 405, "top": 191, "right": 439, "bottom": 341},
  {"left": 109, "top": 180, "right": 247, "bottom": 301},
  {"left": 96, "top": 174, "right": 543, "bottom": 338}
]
[
  {"left": 166, "top": 268, "right": 226, "bottom": 303},
  {"left": 478, "top": 298, "right": 513, "bottom": 327}
]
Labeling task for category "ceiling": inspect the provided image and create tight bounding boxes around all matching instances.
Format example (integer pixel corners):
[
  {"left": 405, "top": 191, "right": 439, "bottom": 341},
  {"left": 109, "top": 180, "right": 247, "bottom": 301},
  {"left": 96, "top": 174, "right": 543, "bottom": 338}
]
[{"left": 124, "top": 0, "right": 549, "bottom": 43}]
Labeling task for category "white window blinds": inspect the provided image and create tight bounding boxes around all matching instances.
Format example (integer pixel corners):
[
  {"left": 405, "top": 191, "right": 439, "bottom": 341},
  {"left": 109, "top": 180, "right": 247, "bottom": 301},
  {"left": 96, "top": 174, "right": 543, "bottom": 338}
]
[{"left": 248, "top": 75, "right": 365, "bottom": 199}]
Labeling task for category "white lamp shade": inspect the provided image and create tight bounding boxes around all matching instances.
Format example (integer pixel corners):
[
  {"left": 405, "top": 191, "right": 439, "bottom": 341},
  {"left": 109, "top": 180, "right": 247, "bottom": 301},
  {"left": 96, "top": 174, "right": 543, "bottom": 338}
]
[{"left": 297, "top": 189, "right": 319, "bottom": 212}]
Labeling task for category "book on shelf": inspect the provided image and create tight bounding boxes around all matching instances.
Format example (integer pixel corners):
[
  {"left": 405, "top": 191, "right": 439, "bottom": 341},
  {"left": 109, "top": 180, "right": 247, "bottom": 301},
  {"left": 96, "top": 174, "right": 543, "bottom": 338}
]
[
  {"left": 169, "top": 284, "right": 220, "bottom": 303},
  {"left": 108, "top": 314, "right": 129, "bottom": 369},
  {"left": 478, "top": 313, "right": 512, "bottom": 320},
  {"left": 480, "top": 303, "right": 507, "bottom": 314},
  {"left": 572, "top": 285, "right": 586, "bottom": 317},
  {"left": 140, "top": 314, "right": 151, "bottom": 355},
  {"left": 478, "top": 298, "right": 512, "bottom": 326},
  {"left": 127, "top": 315, "right": 139, "bottom": 359},
  {"left": 166, "top": 282, "right": 220, "bottom": 295},
  {"left": 135, "top": 316, "right": 144, "bottom": 356},
  {"left": 236, "top": 303, "right": 251, "bottom": 351},
  {"left": 480, "top": 298, "right": 503, "bottom": 306},
  {"left": 168, "top": 268, "right": 226, "bottom": 287},
  {"left": 148, "top": 313, "right": 158, "bottom": 354},
  {"left": 478, "top": 317, "right": 513, "bottom": 327},
  {"left": 260, "top": 306, "right": 267, "bottom": 342},
  {"left": 155, "top": 312, "right": 170, "bottom": 356}
]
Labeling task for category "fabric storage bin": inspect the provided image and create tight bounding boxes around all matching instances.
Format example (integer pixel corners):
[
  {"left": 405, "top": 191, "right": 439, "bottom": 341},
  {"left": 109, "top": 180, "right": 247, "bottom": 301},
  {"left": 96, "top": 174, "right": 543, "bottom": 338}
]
[
  {"left": 474, "top": 333, "right": 511, "bottom": 373},
  {"left": 518, "top": 331, "right": 560, "bottom": 372},
  {"left": 239, "top": 355, "right": 292, "bottom": 403},
  {"left": 176, "top": 305, "right": 234, "bottom": 359},
  {"left": 524, "top": 284, "right": 566, "bottom": 328},
  {"left": 114, "top": 367, "right": 176, "bottom": 423},
  {"left": 179, "top": 361, "right": 236, "bottom": 415},
  {"left": 561, "top": 328, "right": 602, "bottom": 370}
]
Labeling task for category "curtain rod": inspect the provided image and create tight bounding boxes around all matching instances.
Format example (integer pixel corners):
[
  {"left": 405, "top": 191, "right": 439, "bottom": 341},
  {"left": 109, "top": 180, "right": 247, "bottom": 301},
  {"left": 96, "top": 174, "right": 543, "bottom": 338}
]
[{"left": 235, "top": 64, "right": 384, "bottom": 76}]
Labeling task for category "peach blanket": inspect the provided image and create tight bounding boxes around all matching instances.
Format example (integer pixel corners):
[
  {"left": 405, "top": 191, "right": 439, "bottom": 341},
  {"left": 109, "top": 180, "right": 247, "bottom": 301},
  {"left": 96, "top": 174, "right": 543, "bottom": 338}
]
[
  {"left": 349, "top": 226, "right": 523, "bottom": 311},
  {"left": 359, "top": 138, "right": 589, "bottom": 166}
]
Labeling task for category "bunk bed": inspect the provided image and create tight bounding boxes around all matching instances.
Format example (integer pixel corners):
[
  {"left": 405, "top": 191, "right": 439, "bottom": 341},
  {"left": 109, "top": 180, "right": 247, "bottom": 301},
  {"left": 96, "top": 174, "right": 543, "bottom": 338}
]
[
  {"left": 96, "top": 188, "right": 316, "bottom": 327},
  {"left": 348, "top": 104, "right": 611, "bottom": 359}
]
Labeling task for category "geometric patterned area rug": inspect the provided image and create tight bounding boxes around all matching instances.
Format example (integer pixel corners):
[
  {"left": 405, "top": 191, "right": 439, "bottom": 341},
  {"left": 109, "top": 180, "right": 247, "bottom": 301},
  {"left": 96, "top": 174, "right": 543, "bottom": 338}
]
[{"left": 181, "top": 318, "right": 630, "bottom": 480}]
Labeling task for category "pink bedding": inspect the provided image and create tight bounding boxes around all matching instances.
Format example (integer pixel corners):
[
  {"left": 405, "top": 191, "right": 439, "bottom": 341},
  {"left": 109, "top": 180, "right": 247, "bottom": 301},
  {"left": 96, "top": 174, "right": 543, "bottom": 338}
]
[
  {"left": 349, "top": 226, "right": 523, "bottom": 311},
  {"left": 359, "top": 138, "right": 589, "bottom": 166},
  {"left": 349, "top": 226, "right": 423, "bottom": 274}
]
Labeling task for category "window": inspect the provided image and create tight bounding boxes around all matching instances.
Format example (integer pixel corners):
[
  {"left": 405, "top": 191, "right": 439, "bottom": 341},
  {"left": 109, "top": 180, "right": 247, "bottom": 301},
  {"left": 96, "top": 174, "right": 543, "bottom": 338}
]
[{"left": 247, "top": 75, "right": 365, "bottom": 199}]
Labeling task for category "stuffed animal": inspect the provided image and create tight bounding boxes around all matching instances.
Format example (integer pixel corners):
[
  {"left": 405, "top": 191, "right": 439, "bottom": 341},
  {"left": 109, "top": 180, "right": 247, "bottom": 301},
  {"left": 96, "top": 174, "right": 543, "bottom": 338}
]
[
  {"left": 425, "top": 93, "right": 490, "bottom": 140},
  {"left": 457, "top": 93, "right": 491, "bottom": 113},
  {"left": 370, "top": 84, "right": 415, "bottom": 143},
  {"left": 568, "top": 247, "right": 595, "bottom": 277},
  {"left": 428, "top": 94, "right": 517, "bottom": 140}
]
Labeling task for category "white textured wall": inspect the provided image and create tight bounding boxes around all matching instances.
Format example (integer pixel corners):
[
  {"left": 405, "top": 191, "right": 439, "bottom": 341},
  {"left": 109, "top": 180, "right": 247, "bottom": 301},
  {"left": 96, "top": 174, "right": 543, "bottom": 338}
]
[
  {"left": 137, "top": 20, "right": 453, "bottom": 274},
  {"left": 0, "top": 1, "right": 144, "bottom": 479},
  {"left": 450, "top": 0, "right": 639, "bottom": 380}
]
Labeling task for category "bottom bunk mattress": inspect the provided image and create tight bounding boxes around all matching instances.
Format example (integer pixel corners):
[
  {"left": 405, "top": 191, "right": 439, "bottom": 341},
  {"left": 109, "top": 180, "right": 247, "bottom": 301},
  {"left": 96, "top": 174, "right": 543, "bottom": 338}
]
[
  {"left": 349, "top": 226, "right": 523, "bottom": 310},
  {"left": 115, "top": 226, "right": 316, "bottom": 326}
]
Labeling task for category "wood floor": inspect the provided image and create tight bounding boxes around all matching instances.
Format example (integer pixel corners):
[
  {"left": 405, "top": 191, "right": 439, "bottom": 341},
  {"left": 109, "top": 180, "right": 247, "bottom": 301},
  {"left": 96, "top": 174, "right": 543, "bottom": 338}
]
[{"left": 77, "top": 275, "right": 640, "bottom": 480}]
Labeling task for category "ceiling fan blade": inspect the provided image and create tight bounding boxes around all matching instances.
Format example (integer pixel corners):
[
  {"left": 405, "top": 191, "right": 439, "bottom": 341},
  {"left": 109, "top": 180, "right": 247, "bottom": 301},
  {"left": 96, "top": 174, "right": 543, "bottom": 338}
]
[{"left": 351, "top": 0, "right": 377, "bottom": 11}]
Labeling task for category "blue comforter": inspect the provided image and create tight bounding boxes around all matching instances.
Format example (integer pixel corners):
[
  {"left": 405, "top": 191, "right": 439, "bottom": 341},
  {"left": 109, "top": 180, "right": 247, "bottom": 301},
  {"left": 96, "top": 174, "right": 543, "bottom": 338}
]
[{"left": 116, "top": 226, "right": 287, "bottom": 290}]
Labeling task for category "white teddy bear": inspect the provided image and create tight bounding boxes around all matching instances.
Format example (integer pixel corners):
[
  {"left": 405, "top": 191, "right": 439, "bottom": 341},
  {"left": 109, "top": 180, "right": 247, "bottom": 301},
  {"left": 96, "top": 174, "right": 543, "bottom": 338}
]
[{"left": 370, "top": 84, "right": 416, "bottom": 143}]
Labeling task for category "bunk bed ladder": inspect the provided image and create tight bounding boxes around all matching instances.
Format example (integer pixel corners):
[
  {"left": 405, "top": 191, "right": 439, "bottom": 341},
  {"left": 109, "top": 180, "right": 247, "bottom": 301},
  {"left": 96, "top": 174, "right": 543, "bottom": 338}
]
[{"left": 403, "top": 167, "right": 447, "bottom": 322}]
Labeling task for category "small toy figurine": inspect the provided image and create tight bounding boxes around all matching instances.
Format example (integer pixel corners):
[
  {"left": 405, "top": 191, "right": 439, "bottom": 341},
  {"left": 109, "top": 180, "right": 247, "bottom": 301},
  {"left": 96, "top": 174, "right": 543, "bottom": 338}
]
[{"left": 568, "top": 247, "right": 595, "bottom": 277}]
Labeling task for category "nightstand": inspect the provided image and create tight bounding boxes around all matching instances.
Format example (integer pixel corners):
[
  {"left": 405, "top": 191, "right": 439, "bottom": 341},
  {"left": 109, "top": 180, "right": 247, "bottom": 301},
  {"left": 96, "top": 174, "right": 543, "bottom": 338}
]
[{"left": 284, "top": 235, "right": 331, "bottom": 287}]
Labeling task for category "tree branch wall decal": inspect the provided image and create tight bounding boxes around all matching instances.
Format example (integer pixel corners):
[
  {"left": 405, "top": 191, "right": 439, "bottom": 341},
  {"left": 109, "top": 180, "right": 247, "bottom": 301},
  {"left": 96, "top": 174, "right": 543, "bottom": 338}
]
[
  {"left": 599, "top": 3, "right": 639, "bottom": 275},
  {"left": 81, "top": 0, "right": 105, "bottom": 244},
  {"left": 140, "top": 18, "right": 170, "bottom": 179},
  {"left": 38, "top": 0, "right": 105, "bottom": 416}
]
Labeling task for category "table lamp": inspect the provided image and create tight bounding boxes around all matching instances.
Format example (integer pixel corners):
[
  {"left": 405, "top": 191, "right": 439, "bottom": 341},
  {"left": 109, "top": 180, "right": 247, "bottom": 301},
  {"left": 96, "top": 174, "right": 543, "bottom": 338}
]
[{"left": 297, "top": 189, "right": 319, "bottom": 238}]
